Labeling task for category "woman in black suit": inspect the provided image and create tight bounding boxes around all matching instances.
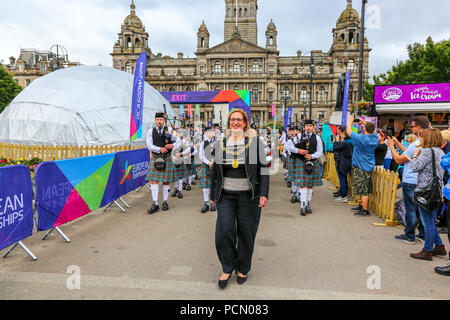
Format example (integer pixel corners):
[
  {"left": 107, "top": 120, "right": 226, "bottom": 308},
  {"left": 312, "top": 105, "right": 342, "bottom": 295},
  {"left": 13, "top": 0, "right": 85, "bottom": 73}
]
[{"left": 210, "top": 108, "right": 270, "bottom": 289}]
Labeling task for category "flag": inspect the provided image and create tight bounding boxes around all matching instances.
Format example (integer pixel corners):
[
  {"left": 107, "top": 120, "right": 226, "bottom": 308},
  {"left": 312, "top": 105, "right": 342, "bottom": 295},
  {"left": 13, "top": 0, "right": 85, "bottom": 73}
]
[
  {"left": 271, "top": 104, "right": 276, "bottom": 118},
  {"left": 316, "top": 117, "right": 321, "bottom": 132},
  {"left": 342, "top": 71, "right": 351, "bottom": 127},
  {"left": 187, "top": 104, "right": 192, "bottom": 118},
  {"left": 284, "top": 106, "right": 293, "bottom": 130},
  {"left": 195, "top": 104, "right": 200, "bottom": 117},
  {"left": 179, "top": 104, "right": 184, "bottom": 117},
  {"left": 281, "top": 105, "right": 285, "bottom": 119},
  {"left": 274, "top": 116, "right": 277, "bottom": 130},
  {"left": 130, "top": 52, "right": 147, "bottom": 144}
]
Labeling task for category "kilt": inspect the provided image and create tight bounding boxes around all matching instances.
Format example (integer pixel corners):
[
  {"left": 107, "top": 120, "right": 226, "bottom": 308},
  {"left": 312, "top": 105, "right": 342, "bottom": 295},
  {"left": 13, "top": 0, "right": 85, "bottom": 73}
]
[
  {"left": 290, "top": 157, "right": 323, "bottom": 188},
  {"left": 145, "top": 158, "right": 176, "bottom": 184},
  {"left": 286, "top": 156, "right": 295, "bottom": 183},
  {"left": 187, "top": 164, "right": 198, "bottom": 176},
  {"left": 199, "top": 165, "right": 211, "bottom": 189},
  {"left": 174, "top": 164, "right": 188, "bottom": 180}
]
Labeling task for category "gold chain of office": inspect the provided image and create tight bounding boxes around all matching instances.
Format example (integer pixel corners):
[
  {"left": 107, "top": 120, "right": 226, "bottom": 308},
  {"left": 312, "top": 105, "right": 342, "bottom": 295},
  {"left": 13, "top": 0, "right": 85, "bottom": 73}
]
[{"left": 220, "top": 138, "right": 253, "bottom": 169}]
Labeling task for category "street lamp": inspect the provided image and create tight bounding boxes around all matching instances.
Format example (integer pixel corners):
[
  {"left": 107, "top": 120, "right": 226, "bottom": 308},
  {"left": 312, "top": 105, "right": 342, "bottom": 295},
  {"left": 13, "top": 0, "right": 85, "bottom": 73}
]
[
  {"left": 281, "top": 86, "right": 291, "bottom": 124},
  {"left": 358, "top": 0, "right": 368, "bottom": 102}
]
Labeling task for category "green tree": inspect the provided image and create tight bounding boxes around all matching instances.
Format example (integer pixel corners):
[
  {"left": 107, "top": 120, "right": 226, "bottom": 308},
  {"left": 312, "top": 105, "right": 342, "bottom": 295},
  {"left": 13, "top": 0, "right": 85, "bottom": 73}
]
[
  {"left": 364, "top": 37, "right": 450, "bottom": 101},
  {"left": 0, "top": 65, "right": 22, "bottom": 113}
]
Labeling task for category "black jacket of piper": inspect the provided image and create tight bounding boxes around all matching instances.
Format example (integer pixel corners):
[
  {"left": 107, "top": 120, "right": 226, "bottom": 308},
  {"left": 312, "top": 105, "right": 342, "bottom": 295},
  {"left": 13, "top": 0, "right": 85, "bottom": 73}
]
[{"left": 210, "top": 135, "right": 270, "bottom": 202}]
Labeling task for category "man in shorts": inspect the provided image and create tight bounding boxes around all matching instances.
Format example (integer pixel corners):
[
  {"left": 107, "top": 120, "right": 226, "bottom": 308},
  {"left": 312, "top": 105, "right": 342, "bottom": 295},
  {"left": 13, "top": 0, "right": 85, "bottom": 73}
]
[{"left": 346, "top": 117, "right": 379, "bottom": 217}]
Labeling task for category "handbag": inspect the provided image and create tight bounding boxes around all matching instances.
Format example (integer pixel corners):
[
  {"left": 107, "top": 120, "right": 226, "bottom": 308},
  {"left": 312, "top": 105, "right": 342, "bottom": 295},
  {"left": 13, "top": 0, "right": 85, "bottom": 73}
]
[
  {"left": 154, "top": 154, "right": 167, "bottom": 171},
  {"left": 413, "top": 148, "right": 442, "bottom": 212}
]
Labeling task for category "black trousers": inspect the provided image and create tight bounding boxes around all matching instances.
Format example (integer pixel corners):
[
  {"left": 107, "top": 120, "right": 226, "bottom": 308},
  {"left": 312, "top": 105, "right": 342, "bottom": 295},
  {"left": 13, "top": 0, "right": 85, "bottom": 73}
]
[{"left": 215, "top": 190, "right": 261, "bottom": 275}]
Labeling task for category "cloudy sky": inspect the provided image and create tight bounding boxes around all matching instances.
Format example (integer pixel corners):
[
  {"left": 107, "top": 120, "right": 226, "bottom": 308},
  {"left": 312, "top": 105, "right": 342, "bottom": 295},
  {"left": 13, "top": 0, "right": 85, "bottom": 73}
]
[{"left": 1, "top": 0, "right": 449, "bottom": 80}]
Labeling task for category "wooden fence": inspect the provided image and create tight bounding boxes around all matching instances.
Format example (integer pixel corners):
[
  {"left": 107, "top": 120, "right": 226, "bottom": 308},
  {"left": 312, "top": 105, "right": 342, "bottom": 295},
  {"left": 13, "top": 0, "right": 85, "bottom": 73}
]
[
  {"left": 323, "top": 152, "right": 400, "bottom": 227},
  {"left": 0, "top": 143, "right": 145, "bottom": 162}
]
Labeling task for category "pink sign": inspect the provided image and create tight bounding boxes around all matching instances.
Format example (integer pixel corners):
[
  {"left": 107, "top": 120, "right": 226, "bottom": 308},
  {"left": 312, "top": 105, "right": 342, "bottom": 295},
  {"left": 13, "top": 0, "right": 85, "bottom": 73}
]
[{"left": 374, "top": 83, "right": 450, "bottom": 104}]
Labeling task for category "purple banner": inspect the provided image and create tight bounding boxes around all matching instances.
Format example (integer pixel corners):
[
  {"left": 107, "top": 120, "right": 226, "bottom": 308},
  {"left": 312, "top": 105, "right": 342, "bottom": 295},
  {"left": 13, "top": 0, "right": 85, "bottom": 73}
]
[
  {"left": 130, "top": 52, "right": 147, "bottom": 143},
  {"left": 160, "top": 90, "right": 251, "bottom": 120},
  {"left": 0, "top": 165, "right": 34, "bottom": 250},
  {"left": 342, "top": 71, "right": 351, "bottom": 127},
  {"left": 374, "top": 83, "right": 450, "bottom": 104}
]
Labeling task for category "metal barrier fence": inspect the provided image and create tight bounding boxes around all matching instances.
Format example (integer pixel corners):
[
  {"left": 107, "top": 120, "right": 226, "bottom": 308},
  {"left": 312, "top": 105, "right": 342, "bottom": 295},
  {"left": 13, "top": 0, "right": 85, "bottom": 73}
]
[
  {"left": 0, "top": 143, "right": 145, "bottom": 161},
  {"left": 323, "top": 152, "right": 400, "bottom": 227}
]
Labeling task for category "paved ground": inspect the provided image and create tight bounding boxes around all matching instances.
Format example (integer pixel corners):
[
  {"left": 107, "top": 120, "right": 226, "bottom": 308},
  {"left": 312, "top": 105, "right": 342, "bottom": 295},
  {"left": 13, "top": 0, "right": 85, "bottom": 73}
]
[{"left": 1, "top": 163, "right": 449, "bottom": 300}]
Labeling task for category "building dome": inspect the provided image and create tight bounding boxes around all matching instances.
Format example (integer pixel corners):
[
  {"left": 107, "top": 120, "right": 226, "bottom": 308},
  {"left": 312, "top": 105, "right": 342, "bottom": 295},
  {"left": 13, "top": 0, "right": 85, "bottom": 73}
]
[
  {"left": 123, "top": 1, "right": 143, "bottom": 29},
  {"left": 0, "top": 66, "right": 176, "bottom": 146},
  {"left": 337, "top": 0, "right": 360, "bottom": 26},
  {"left": 267, "top": 19, "right": 277, "bottom": 32},
  {"left": 198, "top": 21, "right": 209, "bottom": 33}
]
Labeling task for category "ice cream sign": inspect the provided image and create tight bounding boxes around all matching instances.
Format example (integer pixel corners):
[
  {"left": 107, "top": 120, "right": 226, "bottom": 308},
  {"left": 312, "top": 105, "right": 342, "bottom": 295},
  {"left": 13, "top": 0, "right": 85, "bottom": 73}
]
[{"left": 375, "top": 83, "right": 450, "bottom": 104}]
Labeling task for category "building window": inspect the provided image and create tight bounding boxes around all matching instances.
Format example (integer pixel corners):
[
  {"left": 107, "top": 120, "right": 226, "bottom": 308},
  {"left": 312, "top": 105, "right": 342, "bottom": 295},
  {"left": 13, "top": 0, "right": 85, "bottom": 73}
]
[
  {"left": 244, "top": 8, "right": 248, "bottom": 17},
  {"left": 268, "top": 92, "right": 273, "bottom": 102},
  {"left": 318, "top": 111, "right": 325, "bottom": 121},
  {"left": 318, "top": 86, "right": 326, "bottom": 103},
  {"left": 26, "top": 79, "right": 30, "bottom": 86},
  {"left": 18, "top": 64, "right": 24, "bottom": 73},
  {"left": 169, "top": 87, "right": 175, "bottom": 91},
  {"left": 215, "top": 86, "right": 222, "bottom": 91},
  {"left": 349, "top": 85, "right": 354, "bottom": 103},
  {"left": 186, "top": 87, "right": 191, "bottom": 91},
  {"left": 40, "top": 64, "right": 46, "bottom": 73},
  {"left": 300, "top": 87, "right": 308, "bottom": 103},
  {"left": 252, "top": 86, "right": 259, "bottom": 102},
  {"left": 233, "top": 61, "right": 240, "bottom": 74},
  {"left": 233, "top": 85, "right": 240, "bottom": 90},
  {"left": 127, "top": 37, "right": 132, "bottom": 49},
  {"left": 252, "top": 61, "right": 259, "bottom": 74},
  {"left": 214, "top": 61, "right": 222, "bottom": 74},
  {"left": 201, "top": 38, "right": 205, "bottom": 47},
  {"left": 347, "top": 59, "right": 355, "bottom": 72},
  {"left": 125, "top": 63, "right": 132, "bottom": 74}
]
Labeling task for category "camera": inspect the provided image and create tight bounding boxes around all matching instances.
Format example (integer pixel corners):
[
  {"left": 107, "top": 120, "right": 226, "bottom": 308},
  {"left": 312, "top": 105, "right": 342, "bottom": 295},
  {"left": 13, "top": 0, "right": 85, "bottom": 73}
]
[{"left": 353, "top": 118, "right": 360, "bottom": 123}]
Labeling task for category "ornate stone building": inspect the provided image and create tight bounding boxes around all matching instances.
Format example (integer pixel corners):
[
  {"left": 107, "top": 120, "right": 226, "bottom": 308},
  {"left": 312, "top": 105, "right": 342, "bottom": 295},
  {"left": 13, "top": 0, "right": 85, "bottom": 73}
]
[
  {"left": 6, "top": 47, "right": 81, "bottom": 89},
  {"left": 111, "top": 0, "right": 370, "bottom": 125}
]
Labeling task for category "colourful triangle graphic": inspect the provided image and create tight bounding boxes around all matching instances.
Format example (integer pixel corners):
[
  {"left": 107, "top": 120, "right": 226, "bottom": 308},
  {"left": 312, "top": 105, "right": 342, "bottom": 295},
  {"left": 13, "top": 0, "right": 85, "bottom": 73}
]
[
  {"left": 53, "top": 188, "right": 91, "bottom": 228},
  {"left": 235, "top": 90, "right": 250, "bottom": 106},
  {"left": 56, "top": 154, "right": 115, "bottom": 188},
  {"left": 211, "top": 90, "right": 241, "bottom": 103},
  {"left": 74, "top": 158, "right": 114, "bottom": 211}
]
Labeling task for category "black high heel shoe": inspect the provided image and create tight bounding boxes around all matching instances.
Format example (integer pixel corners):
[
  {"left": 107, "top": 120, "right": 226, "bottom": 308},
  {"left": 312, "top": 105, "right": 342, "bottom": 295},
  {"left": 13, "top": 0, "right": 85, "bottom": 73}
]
[
  {"left": 218, "top": 273, "right": 232, "bottom": 289},
  {"left": 236, "top": 270, "right": 247, "bottom": 285}
]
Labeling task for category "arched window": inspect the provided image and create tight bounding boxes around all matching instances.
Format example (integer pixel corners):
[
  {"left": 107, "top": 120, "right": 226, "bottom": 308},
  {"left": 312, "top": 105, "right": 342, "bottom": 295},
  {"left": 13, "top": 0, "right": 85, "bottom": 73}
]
[
  {"left": 234, "top": 8, "right": 236, "bottom": 17},
  {"left": 347, "top": 59, "right": 355, "bottom": 72},
  {"left": 125, "top": 62, "right": 132, "bottom": 74},
  {"left": 127, "top": 37, "right": 132, "bottom": 49},
  {"left": 252, "top": 86, "right": 259, "bottom": 102},
  {"left": 252, "top": 61, "right": 259, "bottom": 74},
  {"left": 300, "top": 87, "right": 308, "bottom": 103},
  {"left": 318, "top": 86, "right": 326, "bottom": 103},
  {"left": 269, "top": 36, "right": 274, "bottom": 46},
  {"left": 234, "top": 85, "right": 240, "bottom": 90},
  {"left": 244, "top": 8, "right": 248, "bottom": 17},
  {"left": 340, "top": 34, "right": 345, "bottom": 42},
  {"left": 201, "top": 38, "right": 205, "bottom": 47},
  {"left": 250, "top": 7, "right": 254, "bottom": 16},
  {"left": 169, "top": 87, "right": 175, "bottom": 92},
  {"left": 349, "top": 32, "right": 354, "bottom": 44},
  {"left": 239, "top": 8, "right": 242, "bottom": 17},
  {"left": 233, "top": 61, "right": 240, "bottom": 74},
  {"left": 186, "top": 87, "right": 191, "bottom": 91},
  {"left": 214, "top": 61, "right": 222, "bottom": 74},
  {"left": 215, "top": 85, "right": 222, "bottom": 91}
]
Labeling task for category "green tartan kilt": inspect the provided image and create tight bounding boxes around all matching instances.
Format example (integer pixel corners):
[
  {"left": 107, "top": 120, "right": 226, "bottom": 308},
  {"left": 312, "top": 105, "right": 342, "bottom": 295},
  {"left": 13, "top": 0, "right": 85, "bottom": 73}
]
[
  {"left": 145, "top": 158, "right": 176, "bottom": 183},
  {"left": 199, "top": 165, "right": 211, "bottom": 189},
  {"left": 290, "top": 157, "right": 323, "bottom": 188},
  {"left": 187, "top": 164, "right": 198, "bottom": 176}
]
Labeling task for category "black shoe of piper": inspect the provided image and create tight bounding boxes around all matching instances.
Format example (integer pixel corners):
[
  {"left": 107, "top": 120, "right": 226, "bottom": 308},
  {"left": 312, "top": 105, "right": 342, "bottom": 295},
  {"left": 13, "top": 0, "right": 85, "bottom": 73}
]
[
  {"left": 162, "top": 201, "right": 169, "bottom": 211},
  {"left": 306, "top": 206, "right": 312, "bottom": 214},
  {"left": 171, "top": 189, "right": 179, "bottom": 197},
  {"left": 201, "top": 203, "right": 209, "bottom": 214},
  {"left": 186, "top": 184, "right": 192, "bottom": 191},
  {"left": 300, "top": 207, "right": 307, "bottom": 216},
  {"left": 178, "top": 192, "right": 183, "bottom": 199},
  {"left": 148, "top": 202, "right": 159, "bottom": 214},
  {"left": 210, "top": 204, "right": 216, "bottom": 212},
  {"left": 435, "top": 265, "right": 450, "bottom": 277}
]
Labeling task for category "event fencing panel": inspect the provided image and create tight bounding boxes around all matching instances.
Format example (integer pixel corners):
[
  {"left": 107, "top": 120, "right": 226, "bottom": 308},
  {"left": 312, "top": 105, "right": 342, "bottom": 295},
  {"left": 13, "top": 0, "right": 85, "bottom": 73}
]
[
  {"left": 35, "top": 149, "right": 150, "bottom": 231},
  {"left": 0, "top": 165, "right": 34, "bottom": 250}
]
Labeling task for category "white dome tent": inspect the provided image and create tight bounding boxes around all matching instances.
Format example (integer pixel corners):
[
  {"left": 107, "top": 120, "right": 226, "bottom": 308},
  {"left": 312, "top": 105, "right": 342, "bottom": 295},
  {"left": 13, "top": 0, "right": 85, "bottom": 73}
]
[{"left": 0, "top": 66, "right": 176, "bottom": 146}]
